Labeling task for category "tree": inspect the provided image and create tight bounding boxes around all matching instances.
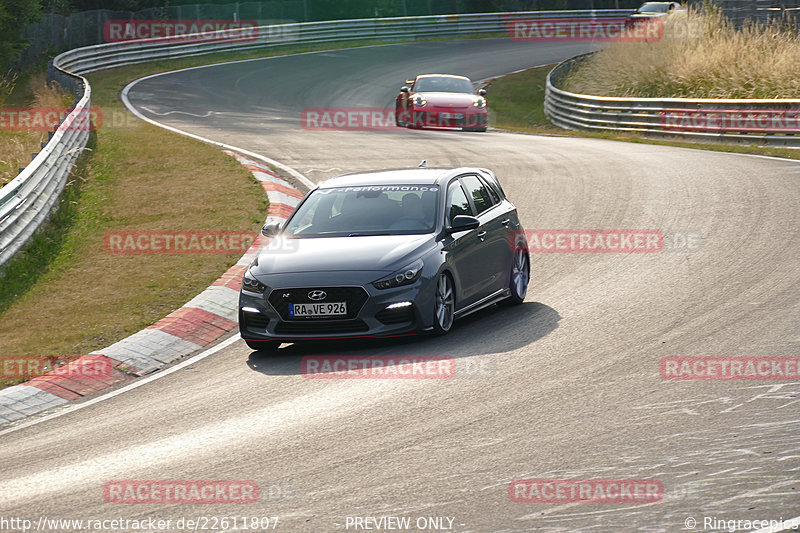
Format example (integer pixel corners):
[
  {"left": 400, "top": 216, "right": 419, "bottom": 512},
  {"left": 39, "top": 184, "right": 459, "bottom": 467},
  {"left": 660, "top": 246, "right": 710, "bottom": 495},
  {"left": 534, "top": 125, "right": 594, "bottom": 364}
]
[
  {"left": 0, "top": 0, "right": 42, "bottom": 71},
  {"left": 57, "top": 0, "right": 169, "bottom": 10}
]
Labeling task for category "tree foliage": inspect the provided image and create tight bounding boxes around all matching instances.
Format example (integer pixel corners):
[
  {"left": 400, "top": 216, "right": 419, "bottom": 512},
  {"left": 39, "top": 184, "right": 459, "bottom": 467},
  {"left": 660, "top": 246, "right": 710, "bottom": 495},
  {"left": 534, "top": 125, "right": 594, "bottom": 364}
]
[{"left": 0, "top": 0, "right": 42, "bottom": 71}]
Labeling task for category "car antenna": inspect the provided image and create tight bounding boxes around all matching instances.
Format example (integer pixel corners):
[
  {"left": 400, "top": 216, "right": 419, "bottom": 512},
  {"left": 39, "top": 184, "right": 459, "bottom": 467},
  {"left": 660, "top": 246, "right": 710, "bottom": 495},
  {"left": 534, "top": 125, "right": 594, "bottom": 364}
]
[{"left": 419, "top": 160, "right": 427, "bottom": 168}]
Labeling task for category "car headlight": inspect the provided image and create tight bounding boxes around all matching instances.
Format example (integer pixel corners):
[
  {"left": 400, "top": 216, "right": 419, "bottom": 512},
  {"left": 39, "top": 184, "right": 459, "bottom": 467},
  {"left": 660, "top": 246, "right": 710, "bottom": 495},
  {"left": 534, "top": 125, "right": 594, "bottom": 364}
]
[
  {"left": 473, "top": 97, "right": 487, "bottom": 109},
  {"left": 412, "top": 96, "right": 426, "bottom": 107},
  {"left": 372, "top": 259, "right": 424, "bottom": 290},
  {"left": 242, "top": 269, "right": 267, "bottom": 294}
]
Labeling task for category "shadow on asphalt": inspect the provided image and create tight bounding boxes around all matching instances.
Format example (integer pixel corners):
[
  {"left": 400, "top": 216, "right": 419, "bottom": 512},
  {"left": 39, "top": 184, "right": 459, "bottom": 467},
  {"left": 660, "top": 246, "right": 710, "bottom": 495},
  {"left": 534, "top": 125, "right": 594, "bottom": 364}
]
[{"left": 246, "top": 300, "right": 560, "bottom": 376}]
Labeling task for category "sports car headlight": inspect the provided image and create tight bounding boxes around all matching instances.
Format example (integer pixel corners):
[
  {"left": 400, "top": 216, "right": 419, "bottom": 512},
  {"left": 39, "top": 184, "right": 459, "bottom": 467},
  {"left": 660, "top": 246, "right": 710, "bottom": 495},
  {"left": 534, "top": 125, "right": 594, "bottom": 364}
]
[
  {"left": 473, "top": 97, "right": 487, "bottom": 109},
  {"left": 372, "top": 259, "right": 424, "bottom": 290},
  {"left": 242, "top": 269, "right": 267, "bottom": 294},
  {"left": 412, "top": 96, "right": 427, "bottom": 107}
]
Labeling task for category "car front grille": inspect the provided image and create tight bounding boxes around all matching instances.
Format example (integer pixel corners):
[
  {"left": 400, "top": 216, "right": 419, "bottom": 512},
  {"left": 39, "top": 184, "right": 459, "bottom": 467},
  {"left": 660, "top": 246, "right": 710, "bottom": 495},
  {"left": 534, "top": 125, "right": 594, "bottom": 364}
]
[
  {"left": 274, "top": 319, "right": 369, "bottom": 335},
  {"left": 268, "top": 286, "right": 369, "bottom": 321}
]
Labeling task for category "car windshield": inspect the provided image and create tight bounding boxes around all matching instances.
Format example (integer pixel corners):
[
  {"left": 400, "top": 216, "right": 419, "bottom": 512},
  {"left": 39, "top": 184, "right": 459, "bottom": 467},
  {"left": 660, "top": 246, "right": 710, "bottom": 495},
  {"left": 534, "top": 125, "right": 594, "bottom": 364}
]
[
  {"left": 637, "top": 2, "right": 671, "bottom": 13},
  {"left": 283, "top": 185, "right": 440, "bottom": 238},
  {"left": 414, "top": 77, "right": 475, "bottom": 94}
]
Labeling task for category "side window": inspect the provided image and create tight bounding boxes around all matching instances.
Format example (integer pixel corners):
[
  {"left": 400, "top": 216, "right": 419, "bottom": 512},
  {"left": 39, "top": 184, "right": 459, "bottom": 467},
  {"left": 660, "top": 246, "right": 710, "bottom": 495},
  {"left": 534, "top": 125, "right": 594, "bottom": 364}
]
[
  {"left": 483, "top": 177, "right": 500, "bottom": 204},
  {"left": 460, "top": 175, "right": 496, "bottom": 215},
  {"left": 447, "top": 182, "right": 472, "bottom": 225}
]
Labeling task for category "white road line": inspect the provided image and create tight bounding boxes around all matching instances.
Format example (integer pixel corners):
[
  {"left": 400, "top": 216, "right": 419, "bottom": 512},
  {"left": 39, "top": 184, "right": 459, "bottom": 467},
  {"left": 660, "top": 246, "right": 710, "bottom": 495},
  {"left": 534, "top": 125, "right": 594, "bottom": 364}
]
[
  {"left": 139, "top": 106, "right": 214, "bottom": 118},
  {"left": 120, "top": 81, "right": 315, "bottom": 191},
  {"left": 0, "top": 335, "right": 240, "bottom": 438}
]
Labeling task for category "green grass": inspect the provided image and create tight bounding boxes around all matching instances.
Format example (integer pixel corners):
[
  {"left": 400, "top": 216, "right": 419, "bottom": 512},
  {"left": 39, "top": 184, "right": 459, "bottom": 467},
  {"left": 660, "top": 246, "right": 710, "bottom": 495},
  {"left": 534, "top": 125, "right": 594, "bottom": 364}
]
[
  {"left": 0, "top": 55, "right": 275, "bottom": 387},
  {"left": 486, "top": 65, "right": 560, "bottom": 133}
]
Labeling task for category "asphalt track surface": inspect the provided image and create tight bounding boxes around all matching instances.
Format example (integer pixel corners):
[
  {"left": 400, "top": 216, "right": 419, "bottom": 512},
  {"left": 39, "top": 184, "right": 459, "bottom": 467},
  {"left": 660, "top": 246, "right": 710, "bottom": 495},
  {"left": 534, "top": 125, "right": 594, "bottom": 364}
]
[{"left": 2, "top": 39, "right": 800, "bottom": 532}]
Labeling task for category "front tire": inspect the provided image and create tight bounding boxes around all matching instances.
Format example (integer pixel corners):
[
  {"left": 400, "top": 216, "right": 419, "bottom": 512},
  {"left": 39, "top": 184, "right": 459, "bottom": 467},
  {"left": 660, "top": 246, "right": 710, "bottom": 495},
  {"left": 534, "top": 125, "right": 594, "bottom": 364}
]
[
  {"left": 504, "top": 248, "right": 529, "bottom": 305},
  {"left": 395, "top": 105, "right": 408, "bottom": 127},
  {"left": 432, "top": 272, "right": 455, "bottom": 335},
  {"left": 245, "top": 340, "right": 280, "bottom": 352}
]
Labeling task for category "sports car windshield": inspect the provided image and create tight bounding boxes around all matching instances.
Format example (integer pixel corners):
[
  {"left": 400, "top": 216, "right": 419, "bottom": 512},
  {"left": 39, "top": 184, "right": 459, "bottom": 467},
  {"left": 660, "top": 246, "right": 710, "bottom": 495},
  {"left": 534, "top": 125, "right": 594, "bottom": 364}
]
[
  {"left": 283, "top": 185, "right": 440, "bottom": 238},
  {"left": 637, "top": 2, "right": 671, "bottom": 13},
  {"left": 414, "top": 77, "right": 475, "bottom": 94}
]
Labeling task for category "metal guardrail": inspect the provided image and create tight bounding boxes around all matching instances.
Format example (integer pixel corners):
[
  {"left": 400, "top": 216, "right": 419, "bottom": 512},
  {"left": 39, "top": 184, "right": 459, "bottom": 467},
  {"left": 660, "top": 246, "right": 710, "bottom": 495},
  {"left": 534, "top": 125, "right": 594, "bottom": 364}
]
[
  {"left": 545, "top": 53, "right": 800, "bottom": 146},
  {"left": 0, "top": 69, "right": 91, "bottom": 267},
  {"left": 54, "top": 10, "right": 631, "bottom": 75},
  {"left": 0, "top": 9, "right": 634, "bottom": 269}
]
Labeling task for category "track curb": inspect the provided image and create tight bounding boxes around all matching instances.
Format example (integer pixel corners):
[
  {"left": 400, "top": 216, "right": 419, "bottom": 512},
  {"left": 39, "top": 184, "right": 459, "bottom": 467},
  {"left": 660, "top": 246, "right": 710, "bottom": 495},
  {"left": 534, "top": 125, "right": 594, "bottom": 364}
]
[{"left": 0, "top": 152, "right": 305, "bottom": 425}]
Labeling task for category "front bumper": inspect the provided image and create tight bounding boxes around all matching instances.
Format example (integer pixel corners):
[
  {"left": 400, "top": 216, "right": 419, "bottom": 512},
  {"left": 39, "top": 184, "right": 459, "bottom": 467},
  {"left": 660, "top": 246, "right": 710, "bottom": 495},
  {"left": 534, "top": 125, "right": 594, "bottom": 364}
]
[
  {"left": 239, "top": 276, "right": 435, "bottom": 342},
  {"left": 408, "top": 108, "right": 487, "bottom": 128}
]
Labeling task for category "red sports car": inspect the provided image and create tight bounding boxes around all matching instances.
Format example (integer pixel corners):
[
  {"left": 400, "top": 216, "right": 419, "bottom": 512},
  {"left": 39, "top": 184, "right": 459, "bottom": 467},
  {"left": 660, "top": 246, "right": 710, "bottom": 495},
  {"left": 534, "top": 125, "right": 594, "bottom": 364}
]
[{"left": 396, "top": 74, "right": 488, "bottom": 132}]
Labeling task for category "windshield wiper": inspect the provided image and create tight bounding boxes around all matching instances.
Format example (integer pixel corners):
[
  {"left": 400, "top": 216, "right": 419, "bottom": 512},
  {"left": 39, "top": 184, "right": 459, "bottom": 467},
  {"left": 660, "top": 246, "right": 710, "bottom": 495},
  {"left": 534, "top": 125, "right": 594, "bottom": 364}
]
[{"left": 348, "top": 232, "right": 391, "bottom": 237}]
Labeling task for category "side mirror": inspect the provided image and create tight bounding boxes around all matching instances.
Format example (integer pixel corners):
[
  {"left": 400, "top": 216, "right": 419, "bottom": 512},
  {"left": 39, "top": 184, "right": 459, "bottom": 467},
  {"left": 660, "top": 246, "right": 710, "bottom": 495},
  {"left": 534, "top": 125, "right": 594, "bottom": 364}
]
[
  {"left": 261, "top": 222, "right": 282, "bottom": 237},
  {"left": 448, "top": 215, "right": 480, "bottom": 233},
  {"left": 400, "top": 86, "right": 410, "bottom": 93},
  {"left": 478, "top": 88, "right": 487, "bottom": 96}
]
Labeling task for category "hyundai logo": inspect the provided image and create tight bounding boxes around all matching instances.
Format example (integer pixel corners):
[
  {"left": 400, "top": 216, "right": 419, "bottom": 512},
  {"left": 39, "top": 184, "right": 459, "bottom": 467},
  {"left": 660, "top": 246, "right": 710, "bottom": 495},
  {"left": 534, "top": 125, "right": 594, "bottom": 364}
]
[{"left": 308, "top": 290, "right": 327, "bottom": 301}]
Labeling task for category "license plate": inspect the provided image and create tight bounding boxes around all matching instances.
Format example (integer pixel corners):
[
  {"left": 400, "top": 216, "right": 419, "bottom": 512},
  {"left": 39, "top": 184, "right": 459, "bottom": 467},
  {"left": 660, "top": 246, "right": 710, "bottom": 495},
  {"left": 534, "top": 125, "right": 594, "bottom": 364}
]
[
  {"left": 440, "top": 112, "right": 464, "bottom": 120},
  {"left": 289, "top": 302, "right": 347, "bottom": 317}
]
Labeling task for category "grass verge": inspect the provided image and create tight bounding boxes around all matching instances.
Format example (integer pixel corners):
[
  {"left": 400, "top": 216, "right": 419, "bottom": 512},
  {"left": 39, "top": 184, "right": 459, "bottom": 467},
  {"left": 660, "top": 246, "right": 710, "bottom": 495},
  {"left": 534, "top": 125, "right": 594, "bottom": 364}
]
[
  {"left": 0, "top": 55, "right": 280, "bottom": 389},
  {"left": 488, "top": 65, "right": 800, "bottom": 161},
  {"left": 561, "top": 7, "right": 800, "bottom": 99}
]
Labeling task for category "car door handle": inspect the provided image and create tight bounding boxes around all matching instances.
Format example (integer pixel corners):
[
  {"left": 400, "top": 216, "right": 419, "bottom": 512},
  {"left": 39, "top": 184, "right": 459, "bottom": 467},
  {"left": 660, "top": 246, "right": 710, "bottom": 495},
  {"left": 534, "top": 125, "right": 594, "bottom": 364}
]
[
  {"left": 501, "top": 218, "right": 511, "bottom": 227},
  {"left": 477, "top": 231, "right": 487, "bottom": 241}
]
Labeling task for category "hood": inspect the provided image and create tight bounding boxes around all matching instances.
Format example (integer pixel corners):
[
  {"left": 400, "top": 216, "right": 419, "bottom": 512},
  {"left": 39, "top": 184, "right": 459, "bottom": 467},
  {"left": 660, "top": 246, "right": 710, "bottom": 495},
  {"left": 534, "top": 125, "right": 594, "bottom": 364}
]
[
  {"left": 252, "top": 234, "right": 435, "bottom": 276},
  {"left": 414, "top": 92, "right": 480, "bottom": 108}
]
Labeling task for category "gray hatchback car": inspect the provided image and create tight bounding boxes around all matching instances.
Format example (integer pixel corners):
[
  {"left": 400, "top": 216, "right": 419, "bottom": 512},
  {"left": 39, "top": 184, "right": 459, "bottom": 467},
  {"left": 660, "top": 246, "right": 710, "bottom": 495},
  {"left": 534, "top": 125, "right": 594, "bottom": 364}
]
[{"left": 239, "top": 166, "right": 529, "bottom": 351}]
